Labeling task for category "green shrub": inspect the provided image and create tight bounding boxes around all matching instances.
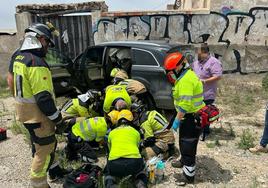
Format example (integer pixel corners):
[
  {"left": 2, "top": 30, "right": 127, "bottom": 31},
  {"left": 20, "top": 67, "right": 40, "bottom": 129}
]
[
  {"left": 238, "top": 129, "right": 255, "bottom": 150},
  {"left": 206, "top": 138, "right": 221, "bottom": 148}
]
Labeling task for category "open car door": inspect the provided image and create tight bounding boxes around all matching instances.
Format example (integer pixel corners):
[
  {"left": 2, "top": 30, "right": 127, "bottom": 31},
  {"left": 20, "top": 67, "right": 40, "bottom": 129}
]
[
  {"left": 72, "top": 46, "right": 105, "bottom": 93},
  {"left": 45, "top": 48, "right": 75, "bottom": 97}
]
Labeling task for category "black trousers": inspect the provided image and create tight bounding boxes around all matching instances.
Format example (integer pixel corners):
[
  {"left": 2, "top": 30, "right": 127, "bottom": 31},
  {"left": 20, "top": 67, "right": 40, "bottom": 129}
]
[
  {"left": 106, "top": 158, "right": 145, "bottom": 177},
  {"left": 203, "top": 99, "right": 215, "bottom": 136},
  {"left": 66, "top": 132, "right": 98, "bottom": 160},
  {"left": 179, "top": 114, "right": 202, "bottom": 166}
]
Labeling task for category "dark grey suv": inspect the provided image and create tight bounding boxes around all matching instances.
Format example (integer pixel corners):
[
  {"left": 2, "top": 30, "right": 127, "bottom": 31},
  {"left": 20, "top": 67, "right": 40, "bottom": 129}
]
[{"left": 47, "top": 41, "right": 194, "bottom": 110}]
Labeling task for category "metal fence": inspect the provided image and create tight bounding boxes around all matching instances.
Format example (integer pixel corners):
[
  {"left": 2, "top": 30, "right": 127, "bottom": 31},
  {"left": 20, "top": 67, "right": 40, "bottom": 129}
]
[{"left": 32, "top": 15, "right": 93, "bottom": 59}]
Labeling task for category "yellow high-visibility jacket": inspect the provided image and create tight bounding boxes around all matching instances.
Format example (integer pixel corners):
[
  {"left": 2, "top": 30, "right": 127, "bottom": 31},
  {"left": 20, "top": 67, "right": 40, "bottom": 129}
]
[
  {"left": 62, "top": 98, "right": 98, "bottom": 118},
  {"left": 12, "top": 51, "right": 61, "bottom": 123},
  {"left": 139, "top": 110, "right": 168, "bottom": 139},
  {"left": 103, "top": 85, "right": 131, "bottom": 113},
  {"left": 108, "top": 125, "right": 141, "bottom": 160},
  {"left": 173, "top": 69, "right": 205, "bottom": 113},
  {"left": 72, "top": 117, "right": 107, "bottom": 142}
]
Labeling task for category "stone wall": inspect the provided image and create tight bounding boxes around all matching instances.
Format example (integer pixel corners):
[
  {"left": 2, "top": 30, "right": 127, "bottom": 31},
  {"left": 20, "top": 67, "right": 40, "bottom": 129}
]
[
  {"left": 1, "top": 1, "right": 268, "bottom": 75},
  {"left": 93, "top": 5, "right": 268, "bottom": 73}
]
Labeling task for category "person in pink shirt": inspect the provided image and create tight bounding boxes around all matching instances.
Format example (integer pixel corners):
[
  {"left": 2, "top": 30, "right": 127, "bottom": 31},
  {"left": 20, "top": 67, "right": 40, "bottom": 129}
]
[{"left": 192, "top": 43, "right": 223, "bottom": 141}]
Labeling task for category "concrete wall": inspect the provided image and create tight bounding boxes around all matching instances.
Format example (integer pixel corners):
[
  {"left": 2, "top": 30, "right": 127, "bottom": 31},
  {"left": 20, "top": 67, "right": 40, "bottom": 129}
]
[
  {"left": 1, "top": 1, "right": 268, "bottom": 75},
  {"left": 0, "top": 34, "right": 19, "bottom": 78},
  {"left": 93, "top": 5, "right": 268, "bottom": 74}
]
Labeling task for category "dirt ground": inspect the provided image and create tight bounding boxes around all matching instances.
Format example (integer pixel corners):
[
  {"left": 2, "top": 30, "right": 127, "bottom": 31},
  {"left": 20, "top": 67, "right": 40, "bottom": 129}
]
[{"left": 1, "top": 74, "right": 268, "bottom": 188}]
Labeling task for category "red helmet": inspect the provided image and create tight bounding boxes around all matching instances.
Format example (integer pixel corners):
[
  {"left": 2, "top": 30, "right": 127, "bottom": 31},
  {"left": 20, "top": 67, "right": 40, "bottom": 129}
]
[{"left": 164, "top": 52, "right": 185, "bottom": 71}]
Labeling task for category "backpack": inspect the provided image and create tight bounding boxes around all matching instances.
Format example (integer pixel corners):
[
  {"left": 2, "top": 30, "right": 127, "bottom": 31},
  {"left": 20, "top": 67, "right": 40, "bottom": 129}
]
[
  {"left": 63, "top": 164, "right": 102, "bottom": 188},
  {"left": 198, "top": 104, "right": 220, "bottom": 128}
]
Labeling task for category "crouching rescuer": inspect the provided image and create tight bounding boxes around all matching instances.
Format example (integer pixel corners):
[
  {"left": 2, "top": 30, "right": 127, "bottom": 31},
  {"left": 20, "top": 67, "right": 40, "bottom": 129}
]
[
  {"left": 61, "top": 89, "right": 102, "bottom": 124},
  {"left": 65, "top": 114, "right": 114, "bottom": 163},
  {"left": 131, "top": 103, "right": 175, "bottom": 160},
  {"left": 7, "top": 23, "right": 69, "bottom": 188},
  {"left": 105, "top": 110, "right": 147, "bottom": 188},
  {"left": 164, "top": 52, "right": 205, "bottom": 185}
]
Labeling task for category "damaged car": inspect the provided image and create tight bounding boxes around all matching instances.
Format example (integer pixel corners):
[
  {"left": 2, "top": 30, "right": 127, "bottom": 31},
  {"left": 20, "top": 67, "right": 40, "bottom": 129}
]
[{"left": 47, "top": 41, "right": 194, "bottom": 110}]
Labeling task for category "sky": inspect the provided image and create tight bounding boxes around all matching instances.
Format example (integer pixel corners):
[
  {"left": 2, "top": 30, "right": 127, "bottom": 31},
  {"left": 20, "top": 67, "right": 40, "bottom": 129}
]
[{"left": 0, "top": 0, "right": 174, "bottom": 29}]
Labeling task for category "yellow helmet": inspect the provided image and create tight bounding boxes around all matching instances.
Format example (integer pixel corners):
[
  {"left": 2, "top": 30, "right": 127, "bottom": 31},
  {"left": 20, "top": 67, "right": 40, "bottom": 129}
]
[
  {"left": 107, "top": 110, "right": 120, "bottom": 125},
  {"left": 110, "top": 68, "right": 128, "bottom": 79},
  {"left": 117, "top": 109, "right": 133, "bottom": 122}
]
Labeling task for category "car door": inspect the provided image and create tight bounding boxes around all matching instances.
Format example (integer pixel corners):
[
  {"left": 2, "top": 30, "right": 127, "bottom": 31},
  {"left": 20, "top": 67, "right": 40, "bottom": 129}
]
[
  {"left": 45, "top": 48, "right": 74, "bottom": 97},
  {"left": 131, "top": 48, "right": 174, "bottom": 109},
  {"left": 72, "top": 46, "right": 105, "bottom": 93},
  {"left": 103, "top": 46, "right": 132, "bottom": 84}
]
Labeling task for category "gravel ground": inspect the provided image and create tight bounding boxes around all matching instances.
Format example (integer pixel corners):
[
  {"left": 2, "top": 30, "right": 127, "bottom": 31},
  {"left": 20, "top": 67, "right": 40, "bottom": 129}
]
[{"left": 1, "top": 75, "right": 268, "bottom": 187}]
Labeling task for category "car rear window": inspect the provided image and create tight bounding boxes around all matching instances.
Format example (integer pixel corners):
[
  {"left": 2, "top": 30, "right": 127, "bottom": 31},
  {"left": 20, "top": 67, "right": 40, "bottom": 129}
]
[{"left": 133, "top": 49, "right": 158, "bottom": 66}]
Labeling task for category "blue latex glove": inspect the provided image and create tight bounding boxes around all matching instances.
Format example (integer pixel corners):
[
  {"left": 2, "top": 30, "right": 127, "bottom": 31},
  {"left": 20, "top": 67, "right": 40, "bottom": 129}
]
[{"left": 172, "top": 118, "right": 180, "bottom": 131}]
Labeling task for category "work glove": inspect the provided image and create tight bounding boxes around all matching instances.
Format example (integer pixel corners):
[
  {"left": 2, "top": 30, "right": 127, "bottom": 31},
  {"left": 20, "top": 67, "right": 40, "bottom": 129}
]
[
  {"left": 142, "top": 137, "right": 156, "bottom": 147},
  {"left": 172, "top": 118, "right": 180, "bottom": 131},
  {"left": 55, "top": 120, "right": 68, "bottom": 134}
]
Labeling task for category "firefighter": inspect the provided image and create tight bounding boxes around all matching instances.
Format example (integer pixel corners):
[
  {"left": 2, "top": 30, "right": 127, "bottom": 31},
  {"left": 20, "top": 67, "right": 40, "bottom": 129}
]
[
  {"left": 163, "top": 52, "right": 205, "bottom": 185},
  {"left": 7, "top": 23, "right": 68, "bottom": 188},
  {"left": 110, "top": 68, "right": 147, "bottom": 102},
  {"left": 104, "top": 110, "right": 147, "bottom": 188},
  {"left": 103, "top": 84, "right": 132, "bottom": 113},
  {"left": 65, "top": 111, "right": 117, "bottom": 162},
  {"left": 61, "top": 89, "right": 101, "bottom": 124},
  {"left": 131, "top": 102, "right": 175, "bottom": 160}
]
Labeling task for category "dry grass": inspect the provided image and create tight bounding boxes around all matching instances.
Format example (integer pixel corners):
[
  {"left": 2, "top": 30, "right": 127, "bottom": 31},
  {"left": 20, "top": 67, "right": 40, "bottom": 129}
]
[
  {"left": 217, "top": 74, "right": 268, "bottom": 116},
  {"left": 0, "top": 77, "right": 11, "bottom": 98}
]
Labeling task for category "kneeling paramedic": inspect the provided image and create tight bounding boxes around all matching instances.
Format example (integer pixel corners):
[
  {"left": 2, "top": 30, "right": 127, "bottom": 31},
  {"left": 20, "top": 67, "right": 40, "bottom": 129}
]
[
  {"left": 164, "top": 52, "right": 205, "bottom": 185},
  {"left": 103, "top": 84, "right": 132, "bottom": 114},
  {"left": 61, "top": 90, "right": 101, "bottom": 126},
  {"left": 131, "top": 103, "right": 175, "bottom": 160},
  {"left": 110, "top": 68, "right": 147, "bottom": 102},
  {"left": 65, "top": 113, "right": 115, "bottom": 162},
  {"left": 105, "top": 110, "right": 147, "bottom": 188},
  {"left": 7, "top": 23, "right": 70, "bottom": 188}
]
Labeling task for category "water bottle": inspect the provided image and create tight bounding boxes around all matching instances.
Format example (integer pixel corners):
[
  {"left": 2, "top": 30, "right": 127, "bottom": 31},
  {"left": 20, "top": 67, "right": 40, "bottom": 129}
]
[
  {"left": 148, "top": 163, "right": 156, "bottom": 184},
  {"left": 155, "top": 161, "right": 165, "bottom": 183}
]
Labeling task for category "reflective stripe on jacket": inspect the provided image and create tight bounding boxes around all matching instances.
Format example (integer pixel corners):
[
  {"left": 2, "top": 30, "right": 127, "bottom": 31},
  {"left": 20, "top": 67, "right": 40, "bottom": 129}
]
[
  {"left": 13, "top": 53, "right": 54, "bottom": 101},
  {"left": 12, "top": 51, "right": 60, "bottom": 123},
  {"left": 62, "top": 98, "right": 98, "bottom": 118},
  {"left": 72, "top": 117, "right": 107, "bottom": 142},
  {"left": 140, "top": 110, "right": 168, "bottom": 139},
  {"left": 173, "top": 69, "right": 205, "bottom": 113},
  {"left": 103, "top": 85, "right": 132, "bottom": 113}
]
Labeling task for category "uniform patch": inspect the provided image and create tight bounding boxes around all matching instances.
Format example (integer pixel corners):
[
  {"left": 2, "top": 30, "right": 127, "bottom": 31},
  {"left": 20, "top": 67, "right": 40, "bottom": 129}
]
[{"left": 43, "top": 77, "right": 47, "bottom": 80}]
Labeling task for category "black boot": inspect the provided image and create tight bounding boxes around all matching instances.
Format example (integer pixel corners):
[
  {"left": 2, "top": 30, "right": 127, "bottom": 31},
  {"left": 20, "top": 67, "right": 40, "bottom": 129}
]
[
  {"left": 78, "top": 142, "right": 98, "bottom": 163},
  {"left": 173, "top": 172, "right": 194, "bottom": 186},
  {"left": 105, "top": 175, "right": 118, "bottom": 188},
  {"left": 48, "top": 163, "right": 72, "bottom": 181},
  {"left": 168, "top": 144, "right": 176, "bottom": 157},
  {"left": 65, "top": 144, "right": 79, "bottom": 161},
  {"left": 135, "top": 171, "right": 148, "bottom": 188}
]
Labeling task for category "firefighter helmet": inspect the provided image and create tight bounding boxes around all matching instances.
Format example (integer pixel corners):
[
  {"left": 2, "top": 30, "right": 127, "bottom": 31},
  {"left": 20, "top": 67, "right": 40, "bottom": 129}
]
[
  {"left": 117, "top": 109, "right": 133, "bottom": 123},
  {"left": 164, "top": 52, "right": 185, "bottom": 71},
  {"left": 25, "top": 23, "right": 56, "bottom": 47},
  {"left": 107, "top": 110, "right": 120, "bottom": 125}
]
